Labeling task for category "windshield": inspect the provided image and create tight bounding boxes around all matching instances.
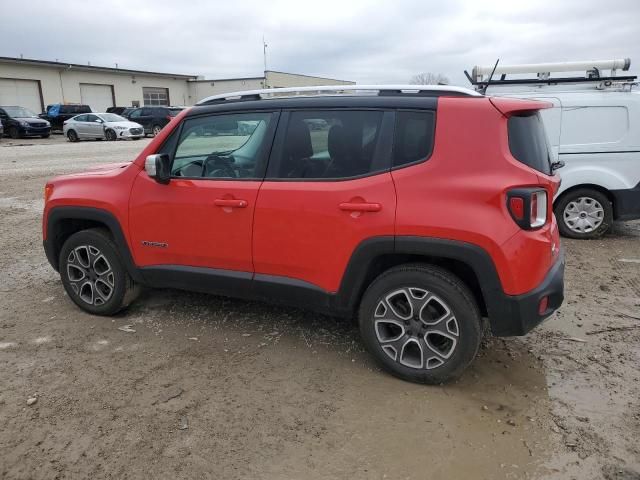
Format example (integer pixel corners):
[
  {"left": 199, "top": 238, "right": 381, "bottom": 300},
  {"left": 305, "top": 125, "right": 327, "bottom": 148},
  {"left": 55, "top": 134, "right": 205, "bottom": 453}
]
[
  {"left": 3, "top": 106, "right": 38, "bottom": 118},
  {"left": 100, "top": 113, "right": 126, "bottom": 122}
]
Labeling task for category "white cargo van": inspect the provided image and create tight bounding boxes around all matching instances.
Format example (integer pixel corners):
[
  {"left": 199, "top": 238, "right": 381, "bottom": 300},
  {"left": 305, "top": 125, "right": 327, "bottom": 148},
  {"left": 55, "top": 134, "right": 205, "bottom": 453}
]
[{"left": 469, "top": 59, "right": 640, "bottom": 239}]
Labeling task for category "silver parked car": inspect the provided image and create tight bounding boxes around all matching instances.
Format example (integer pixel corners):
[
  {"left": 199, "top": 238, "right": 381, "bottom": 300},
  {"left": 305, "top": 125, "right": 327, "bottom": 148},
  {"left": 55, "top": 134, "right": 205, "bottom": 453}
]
[{"left": 63, "top": 113, "right": 144, "bottom": 142}]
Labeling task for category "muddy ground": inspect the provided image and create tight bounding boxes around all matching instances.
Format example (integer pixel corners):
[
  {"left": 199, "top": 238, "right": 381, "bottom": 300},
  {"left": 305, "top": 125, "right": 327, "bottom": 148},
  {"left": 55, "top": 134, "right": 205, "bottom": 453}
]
[{"left": 0, "top": 135, "right": 638, "bottom": 479}]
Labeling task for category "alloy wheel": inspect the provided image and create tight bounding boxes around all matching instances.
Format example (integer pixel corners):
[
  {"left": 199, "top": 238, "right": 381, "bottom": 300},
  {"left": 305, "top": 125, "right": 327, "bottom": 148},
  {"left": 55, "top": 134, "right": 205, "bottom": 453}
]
[
  {"left": 66, "top": 245, "right": 115, "bottom": 306},
  {"left": 152, "top": 125, "right": 162, "bottom": 136},
  {"left": 373, "top": 287, "right": 459, "bottom": 370},
  {"left": 563, "top": 196, "right": 604, "bottom": 233}
]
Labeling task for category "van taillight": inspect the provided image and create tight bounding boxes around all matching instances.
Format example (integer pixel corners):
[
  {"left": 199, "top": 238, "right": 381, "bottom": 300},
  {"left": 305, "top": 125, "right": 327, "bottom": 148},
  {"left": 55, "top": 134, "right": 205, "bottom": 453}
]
[{"left": 507, "top": 188, "right": 548, "bottom": 229}]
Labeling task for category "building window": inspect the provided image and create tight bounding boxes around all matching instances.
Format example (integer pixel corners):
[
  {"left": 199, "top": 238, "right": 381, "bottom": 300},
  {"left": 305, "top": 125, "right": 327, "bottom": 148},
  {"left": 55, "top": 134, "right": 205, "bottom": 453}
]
[{"left": 143, "top": 87, "right": 169, "bottom": 106}]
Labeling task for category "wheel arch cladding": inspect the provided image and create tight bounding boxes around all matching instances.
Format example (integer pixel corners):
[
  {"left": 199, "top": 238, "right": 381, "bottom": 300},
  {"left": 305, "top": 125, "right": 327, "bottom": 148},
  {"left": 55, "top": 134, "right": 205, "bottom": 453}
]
[
  {"left": 336, "top": 236, "right": 500, "bottom": 320},
  {"left": 44, "top": 207, "right": 143, "bottom": 282}
]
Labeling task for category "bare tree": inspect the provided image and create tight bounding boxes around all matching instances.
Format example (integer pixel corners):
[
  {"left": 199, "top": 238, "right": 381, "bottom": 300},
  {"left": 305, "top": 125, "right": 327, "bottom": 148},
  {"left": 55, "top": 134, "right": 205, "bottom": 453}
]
[{"left": 409, "top": 72, "right": 450, "bottom": 85}]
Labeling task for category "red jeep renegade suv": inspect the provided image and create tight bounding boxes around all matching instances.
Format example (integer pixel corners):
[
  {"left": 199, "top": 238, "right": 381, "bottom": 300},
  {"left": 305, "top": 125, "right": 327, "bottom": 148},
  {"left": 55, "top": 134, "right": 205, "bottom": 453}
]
[{"left": 43, "top": 85, "right": 564, "bottom": 384}]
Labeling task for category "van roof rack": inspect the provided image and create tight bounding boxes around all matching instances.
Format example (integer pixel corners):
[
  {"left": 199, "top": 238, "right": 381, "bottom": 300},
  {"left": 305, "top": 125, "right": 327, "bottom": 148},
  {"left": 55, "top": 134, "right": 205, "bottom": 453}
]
[
  {"left": 196, "top": 84, "right": 481, "bottom": 105},
  {"left": 465, "top": 58, "right": 637, "bottom": 89}
]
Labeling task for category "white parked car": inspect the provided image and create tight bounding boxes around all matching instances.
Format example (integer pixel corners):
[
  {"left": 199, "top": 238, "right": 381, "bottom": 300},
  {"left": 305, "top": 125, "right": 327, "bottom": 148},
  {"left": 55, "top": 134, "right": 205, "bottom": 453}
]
[
  {"left": 63, "top": 113, "right": 144, "bottom": 142},
  {"left": 470, "top": 58, "right": 640, "bottom": 239}
]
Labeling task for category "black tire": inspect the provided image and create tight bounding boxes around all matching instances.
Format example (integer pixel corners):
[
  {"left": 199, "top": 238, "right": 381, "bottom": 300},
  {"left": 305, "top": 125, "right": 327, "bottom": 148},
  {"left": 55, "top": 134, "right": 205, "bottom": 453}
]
[
  {"left": 41, "top": 134, "right": 50, "bottom": 139},
  {"left": 67, "top": 130, "right": 79, "bottom": 142},
  {"left": 59, "top": 228, "right": 140, "bottom": 316},
  {"left": 359, "top": 264, "right": 482, "bottom": 384},
  {"left": 105, "top": 129, "right": 117, "bottom": 141},
  {"left": 151, "top": 124, "right": 162, "bottom": 137},
  {"left": 554, "top": 188, "right": 613, "bottom": 239},
  {"left": 9, "top": 126, "right": 21, "bottom": 139}
]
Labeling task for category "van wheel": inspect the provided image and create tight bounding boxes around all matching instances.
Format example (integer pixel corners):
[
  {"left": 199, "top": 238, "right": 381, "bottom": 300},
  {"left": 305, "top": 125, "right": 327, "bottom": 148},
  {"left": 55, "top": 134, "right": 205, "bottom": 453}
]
[
  {"left": 67, "top": 130, "right": 79, "bottom": 142},
  {"left": 555, "top": 188, "right": 612, "bottom": 239},
  {"left": 359, "top": 264, "right": 482, "bottom": 384},
  {"left": 105, "top": 129, "right": 117, "bottom": 141},
  {"left": 59, "top": 229, "right": 140, "bottom": 316}
]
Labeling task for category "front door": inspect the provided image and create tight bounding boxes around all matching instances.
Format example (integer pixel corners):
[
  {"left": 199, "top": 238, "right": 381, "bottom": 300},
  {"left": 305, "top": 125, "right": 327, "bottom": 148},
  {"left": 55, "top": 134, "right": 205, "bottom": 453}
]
[
  {"left": 129, "top": 110, "right": 279, "bottom": 272},
  {"left": 252, "top": 110, "right": 396, "bottom": 293}
]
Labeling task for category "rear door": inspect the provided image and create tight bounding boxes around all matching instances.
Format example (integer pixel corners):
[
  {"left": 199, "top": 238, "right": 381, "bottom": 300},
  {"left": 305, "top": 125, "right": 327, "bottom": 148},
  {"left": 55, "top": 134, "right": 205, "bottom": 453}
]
[
  {"left": 71, "top": 114, "right": 89, "bottom": 137},
  {"left": 252, "top": 109, "right": 396, "bottom": 293},
  {"left": 129, "top": 110, "right": 279, "bottom": 272}
]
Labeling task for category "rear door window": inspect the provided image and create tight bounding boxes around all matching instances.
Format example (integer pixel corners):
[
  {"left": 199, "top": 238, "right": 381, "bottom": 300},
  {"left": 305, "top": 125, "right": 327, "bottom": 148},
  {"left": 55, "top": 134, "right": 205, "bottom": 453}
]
[
  {"left": 393, "top": 111, "right": 435, "bottom": 168},
  {"left": 274, "top": 110, "right": 385, "bottom": 179},
  {"left": 508, "top": 112, "right": 553, "bottom": 175}
]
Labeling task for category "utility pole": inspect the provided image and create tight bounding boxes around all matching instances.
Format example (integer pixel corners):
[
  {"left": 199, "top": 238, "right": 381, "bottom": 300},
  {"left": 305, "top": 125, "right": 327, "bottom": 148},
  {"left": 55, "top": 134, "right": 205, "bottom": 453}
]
[{"left": 263, "top": 36, "right": 268, "bottom": 73}]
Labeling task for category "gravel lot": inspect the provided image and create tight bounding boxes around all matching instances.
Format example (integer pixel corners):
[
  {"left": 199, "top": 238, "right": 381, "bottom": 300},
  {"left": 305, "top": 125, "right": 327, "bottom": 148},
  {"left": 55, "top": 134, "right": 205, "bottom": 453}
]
[{"left": 0, "top": 135, "right": 639, "bottom": 479}]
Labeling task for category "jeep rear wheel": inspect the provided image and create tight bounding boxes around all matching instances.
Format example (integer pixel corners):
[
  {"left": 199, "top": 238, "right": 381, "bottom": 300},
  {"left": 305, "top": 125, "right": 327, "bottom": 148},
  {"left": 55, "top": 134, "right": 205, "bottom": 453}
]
[
  {"left": 555, "top": 188, "right": 612, "bottom": 239},
  {"left": 359, "top": 264, "right": 482, "bottom": 384},
  {"left": 59, "top": 229, "right": 140, "bottom": 315}
]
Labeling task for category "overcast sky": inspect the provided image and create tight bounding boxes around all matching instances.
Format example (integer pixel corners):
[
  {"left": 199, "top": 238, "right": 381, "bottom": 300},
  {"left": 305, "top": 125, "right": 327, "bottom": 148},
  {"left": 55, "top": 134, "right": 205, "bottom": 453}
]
[{"left": 2, "top": 0, "right": 638, "bottom": 86}]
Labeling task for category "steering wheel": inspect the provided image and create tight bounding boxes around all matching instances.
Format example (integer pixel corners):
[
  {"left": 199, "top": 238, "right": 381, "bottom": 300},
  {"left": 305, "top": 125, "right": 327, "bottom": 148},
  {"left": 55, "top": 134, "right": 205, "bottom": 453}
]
[{"left": 203, "top": 154, "right": 237, "bottom": 178}]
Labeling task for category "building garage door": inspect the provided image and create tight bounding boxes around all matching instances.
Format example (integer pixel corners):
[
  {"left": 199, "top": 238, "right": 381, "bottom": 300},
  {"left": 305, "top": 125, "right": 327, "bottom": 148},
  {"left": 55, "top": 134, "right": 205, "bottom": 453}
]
[
  {"left": 0, "top": 78, "right": 43, "bottom": 113},
  {"left": 80, "top": 83, "right": 114, "bottom": 113}
]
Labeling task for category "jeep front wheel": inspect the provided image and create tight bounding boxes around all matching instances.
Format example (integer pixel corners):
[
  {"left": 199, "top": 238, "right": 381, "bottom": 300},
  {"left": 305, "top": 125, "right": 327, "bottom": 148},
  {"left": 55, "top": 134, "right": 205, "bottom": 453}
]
[
  {"left": 359, "top": 264, "right": 482, "bottom": 384},
  {"left": 59, "top": 229, "right": 140, "bottom": 315}
]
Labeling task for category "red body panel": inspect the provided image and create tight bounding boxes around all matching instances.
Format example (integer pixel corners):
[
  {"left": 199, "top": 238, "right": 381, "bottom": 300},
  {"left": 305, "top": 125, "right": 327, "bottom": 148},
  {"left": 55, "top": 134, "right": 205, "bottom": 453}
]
[
  {"left": 392, "top": 97, "right": 559, "bottom": 295},
  {"left": 128, "top": 172, "right": 259, "bottom": 271},
  {"left": 253, "top": 174, "right": 397, "bottom": 292}
]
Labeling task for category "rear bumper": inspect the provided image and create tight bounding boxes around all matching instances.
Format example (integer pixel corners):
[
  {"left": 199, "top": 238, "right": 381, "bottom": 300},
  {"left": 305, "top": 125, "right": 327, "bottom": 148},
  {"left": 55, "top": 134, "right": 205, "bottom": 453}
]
[
  {"left": 488, "top": 249, "right": 565, "bottom": 336},
  {"left": 611, "top": 182, "right": 640, "bottom": 221}
]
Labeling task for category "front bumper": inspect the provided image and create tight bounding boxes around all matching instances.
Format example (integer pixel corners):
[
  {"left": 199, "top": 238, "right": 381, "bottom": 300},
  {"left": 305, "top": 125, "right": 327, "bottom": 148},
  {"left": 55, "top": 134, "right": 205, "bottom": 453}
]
[
  {"left": 20, "top": 126, "right": 51, "bottom": 136},
  {"left": 118, "top": 128, "right": 144, "bottom": 139},
  {"left": 611, "top": 182, "right": 640, "bottom": 221},
  {"left": 487, "top": 249, "right": 565, "bottom": 336}
]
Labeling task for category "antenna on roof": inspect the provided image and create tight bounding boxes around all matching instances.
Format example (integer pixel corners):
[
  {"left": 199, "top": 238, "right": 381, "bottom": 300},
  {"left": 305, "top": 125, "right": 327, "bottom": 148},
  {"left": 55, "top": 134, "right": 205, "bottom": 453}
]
[{"left": 481, "top": 59, "right": 499, "bottom": 94}]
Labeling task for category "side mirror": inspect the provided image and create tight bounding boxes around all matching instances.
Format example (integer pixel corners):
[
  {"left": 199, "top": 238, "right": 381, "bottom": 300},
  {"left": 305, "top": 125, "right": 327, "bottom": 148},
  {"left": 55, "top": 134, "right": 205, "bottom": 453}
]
[
  {"left": 145, "top": 154, "right": 171, "bottom": 184},
  {"left": 95, "top": 119, "right": 103, "bottom": 123}
]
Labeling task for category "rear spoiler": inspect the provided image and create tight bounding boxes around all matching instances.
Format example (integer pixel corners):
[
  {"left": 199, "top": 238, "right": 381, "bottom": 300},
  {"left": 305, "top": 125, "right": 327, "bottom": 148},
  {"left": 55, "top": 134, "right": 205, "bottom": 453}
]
[{"left": 489, "top": 97, "right": 553, "bottom": 116}]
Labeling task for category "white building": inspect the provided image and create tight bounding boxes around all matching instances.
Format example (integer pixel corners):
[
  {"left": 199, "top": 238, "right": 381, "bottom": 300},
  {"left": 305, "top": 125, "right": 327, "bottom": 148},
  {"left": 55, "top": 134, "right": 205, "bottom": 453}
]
[{"left": 0, "top": 56, "right": 355, "bottom": 113}]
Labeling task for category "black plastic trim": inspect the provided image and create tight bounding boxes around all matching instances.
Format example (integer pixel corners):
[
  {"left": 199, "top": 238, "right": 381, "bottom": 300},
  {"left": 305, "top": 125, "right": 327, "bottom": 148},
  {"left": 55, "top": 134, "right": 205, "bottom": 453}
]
[
  {"left": 141, "top": 265, "right": 253, "bottom": 297},
  {"left": 44, "top": 206, "right": 143, "bottom": 283},
  {"left": 611, "top": 182, "right": 640, "bottom": 220}
]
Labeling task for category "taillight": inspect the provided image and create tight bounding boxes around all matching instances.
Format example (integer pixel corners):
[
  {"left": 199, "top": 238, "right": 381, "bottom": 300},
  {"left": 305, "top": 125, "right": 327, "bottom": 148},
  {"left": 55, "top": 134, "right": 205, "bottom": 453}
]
[{"left": 507, "top": 188, "right": 548, "bottom": 230}]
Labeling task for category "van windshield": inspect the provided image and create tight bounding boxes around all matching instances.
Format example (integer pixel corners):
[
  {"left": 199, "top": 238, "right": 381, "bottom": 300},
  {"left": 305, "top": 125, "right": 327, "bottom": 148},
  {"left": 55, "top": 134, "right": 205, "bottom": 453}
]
[{"left": 508, "top": 112, "right": 553, "bottom": 175}]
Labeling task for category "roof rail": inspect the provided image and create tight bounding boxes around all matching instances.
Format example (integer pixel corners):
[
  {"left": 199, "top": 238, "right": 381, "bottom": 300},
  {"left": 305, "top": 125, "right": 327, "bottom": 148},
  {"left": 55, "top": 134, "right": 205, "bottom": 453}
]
[
  {"left": 465, "top": 58, "right": 637, "bottom": 89},
  {"left": 196, "top": 84, "right": 481, "bottom": 105}
]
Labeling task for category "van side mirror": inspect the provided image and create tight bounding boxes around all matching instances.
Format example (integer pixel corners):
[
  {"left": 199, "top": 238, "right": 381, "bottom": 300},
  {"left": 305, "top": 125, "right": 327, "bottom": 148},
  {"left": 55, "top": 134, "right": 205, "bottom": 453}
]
[{"left": 145, "top": 154, "right": 171, "bottom": 184}]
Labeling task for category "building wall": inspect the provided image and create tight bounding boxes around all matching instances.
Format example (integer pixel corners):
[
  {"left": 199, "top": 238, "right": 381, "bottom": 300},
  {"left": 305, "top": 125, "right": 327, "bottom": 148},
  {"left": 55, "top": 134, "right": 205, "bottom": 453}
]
[
  {"left": 0, "top": 62, "right": 192, "bottom": 110},
  {"left": 188, "top": 78, "right": 265, "bottom": 103},
  {"left": 266, "top": 71, "right": 355, "bottom": 88}
]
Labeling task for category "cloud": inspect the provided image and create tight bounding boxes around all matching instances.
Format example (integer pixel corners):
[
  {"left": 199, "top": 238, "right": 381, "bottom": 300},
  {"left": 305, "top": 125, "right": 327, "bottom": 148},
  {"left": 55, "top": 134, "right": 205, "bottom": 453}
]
[{"left": 1, "top": 0, "right": 638, "bottom": 86}]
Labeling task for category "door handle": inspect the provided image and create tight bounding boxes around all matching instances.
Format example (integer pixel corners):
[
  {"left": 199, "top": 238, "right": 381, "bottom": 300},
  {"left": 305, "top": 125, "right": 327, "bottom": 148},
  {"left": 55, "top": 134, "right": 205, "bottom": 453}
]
[
  {"left": 214, "top": 198, "right": 248, "bottom": 208},
  {"left": 339, "top": 202, "right": 382, "bottom": 212}
]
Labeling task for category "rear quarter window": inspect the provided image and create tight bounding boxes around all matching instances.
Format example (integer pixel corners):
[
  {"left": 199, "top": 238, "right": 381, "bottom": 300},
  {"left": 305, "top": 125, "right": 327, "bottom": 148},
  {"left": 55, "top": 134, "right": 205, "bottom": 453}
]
[
  {"left": 393, "top": 111, "right": 435, "bottom": 168},
  {"left": 508, "top": 112, "right": 552, "bottom": 175}
]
